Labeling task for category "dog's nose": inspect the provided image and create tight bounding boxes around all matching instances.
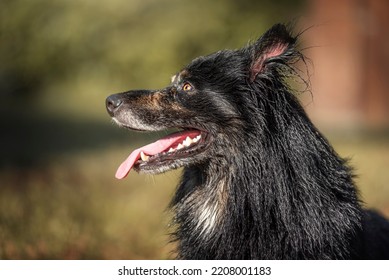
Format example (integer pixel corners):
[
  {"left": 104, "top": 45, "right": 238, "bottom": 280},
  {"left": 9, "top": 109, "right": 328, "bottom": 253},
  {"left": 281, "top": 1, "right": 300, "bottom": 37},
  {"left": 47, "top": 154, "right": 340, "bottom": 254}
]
[{"left": 106, "top": 94, "right": 123, "bottom": 116}]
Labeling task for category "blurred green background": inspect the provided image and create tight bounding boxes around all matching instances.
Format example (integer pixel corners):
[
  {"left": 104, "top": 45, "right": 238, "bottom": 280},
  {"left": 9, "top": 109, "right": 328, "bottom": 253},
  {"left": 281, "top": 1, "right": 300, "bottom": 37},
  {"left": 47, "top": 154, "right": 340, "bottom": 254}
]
[{"left": 1, "top": 0, "right": 388, "bottom": 259}]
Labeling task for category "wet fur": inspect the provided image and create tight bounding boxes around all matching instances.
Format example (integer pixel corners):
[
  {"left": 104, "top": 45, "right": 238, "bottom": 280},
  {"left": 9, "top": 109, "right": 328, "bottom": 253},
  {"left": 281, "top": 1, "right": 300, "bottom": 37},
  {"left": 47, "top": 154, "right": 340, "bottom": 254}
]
[{"left": 107, "top": 24, "right": 389, "bottom": 259}]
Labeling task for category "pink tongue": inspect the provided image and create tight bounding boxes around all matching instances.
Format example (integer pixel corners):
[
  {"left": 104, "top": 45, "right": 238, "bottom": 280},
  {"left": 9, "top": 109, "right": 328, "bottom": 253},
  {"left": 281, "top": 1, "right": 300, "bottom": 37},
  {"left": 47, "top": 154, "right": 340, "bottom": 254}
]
[{"left": 115, "top": 130, "right": 201, "bottom": 179}]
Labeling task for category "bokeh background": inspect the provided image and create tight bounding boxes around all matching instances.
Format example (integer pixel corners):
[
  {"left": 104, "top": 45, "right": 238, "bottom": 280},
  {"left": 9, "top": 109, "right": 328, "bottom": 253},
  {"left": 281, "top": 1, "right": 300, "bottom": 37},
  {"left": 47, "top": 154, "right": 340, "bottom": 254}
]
[{"left": 1, "top": 0, "right": 388, "bottom": 259}]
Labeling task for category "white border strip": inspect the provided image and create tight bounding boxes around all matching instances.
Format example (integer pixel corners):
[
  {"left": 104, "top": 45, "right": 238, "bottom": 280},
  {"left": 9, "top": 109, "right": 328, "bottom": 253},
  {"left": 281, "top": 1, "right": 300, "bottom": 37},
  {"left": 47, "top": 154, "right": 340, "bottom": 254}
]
[{"left": 0, "top": 260, "right": 388, "bottom": 280}]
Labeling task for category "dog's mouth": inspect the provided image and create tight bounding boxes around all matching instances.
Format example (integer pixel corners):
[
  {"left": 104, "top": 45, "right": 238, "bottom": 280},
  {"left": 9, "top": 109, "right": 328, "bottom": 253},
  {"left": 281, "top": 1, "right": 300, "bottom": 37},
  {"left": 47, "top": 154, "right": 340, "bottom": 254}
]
[{"left": 115, "top": 129, "right": 209, "bottom": 179}]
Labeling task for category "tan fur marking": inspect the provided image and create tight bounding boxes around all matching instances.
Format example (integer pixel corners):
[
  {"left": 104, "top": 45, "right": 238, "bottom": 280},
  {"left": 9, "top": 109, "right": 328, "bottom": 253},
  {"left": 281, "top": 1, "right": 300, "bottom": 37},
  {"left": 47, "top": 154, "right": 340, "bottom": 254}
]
[{"left": 180, "top": 179, "right": 228, "bottom": 237}]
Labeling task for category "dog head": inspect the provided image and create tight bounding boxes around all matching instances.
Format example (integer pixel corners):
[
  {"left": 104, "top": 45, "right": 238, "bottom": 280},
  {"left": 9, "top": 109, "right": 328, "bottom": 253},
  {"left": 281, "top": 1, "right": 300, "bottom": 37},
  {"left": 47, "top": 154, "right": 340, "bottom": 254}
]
[{"left": 106, "top": 24, "right": 302, "bottom": 178}]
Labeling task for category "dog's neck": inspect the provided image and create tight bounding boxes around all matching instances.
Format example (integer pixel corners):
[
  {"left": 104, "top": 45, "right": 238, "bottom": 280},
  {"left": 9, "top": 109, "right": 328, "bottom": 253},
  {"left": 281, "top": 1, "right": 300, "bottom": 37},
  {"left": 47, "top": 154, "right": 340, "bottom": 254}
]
[
  {"left": 173, "top": 161, "right": 230, "bottom": 234},
  {"left": 171, "top": 115, "right": 362, "bottom": 259}
]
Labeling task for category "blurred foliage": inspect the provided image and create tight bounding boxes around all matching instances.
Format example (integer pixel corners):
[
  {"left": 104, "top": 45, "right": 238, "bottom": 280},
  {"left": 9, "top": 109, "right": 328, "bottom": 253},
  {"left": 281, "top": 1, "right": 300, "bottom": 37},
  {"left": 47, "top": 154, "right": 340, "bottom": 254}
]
[{"left": 0, "top": 0, "right": 304, "bottom": 117}]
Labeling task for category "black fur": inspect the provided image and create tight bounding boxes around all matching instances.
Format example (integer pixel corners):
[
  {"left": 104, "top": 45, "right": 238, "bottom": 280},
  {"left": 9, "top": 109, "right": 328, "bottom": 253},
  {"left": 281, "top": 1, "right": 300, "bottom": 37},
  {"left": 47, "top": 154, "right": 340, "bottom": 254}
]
[{"left": 106, "top": 24, "right": 389, "bottom": 259}]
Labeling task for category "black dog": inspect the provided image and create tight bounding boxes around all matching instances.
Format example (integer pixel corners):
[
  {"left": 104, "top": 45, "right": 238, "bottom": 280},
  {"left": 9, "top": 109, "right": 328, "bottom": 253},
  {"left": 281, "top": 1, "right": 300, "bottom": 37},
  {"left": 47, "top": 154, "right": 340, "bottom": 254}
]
[{"left": 106, "top": 24, "right": 389, "bottom": 259}]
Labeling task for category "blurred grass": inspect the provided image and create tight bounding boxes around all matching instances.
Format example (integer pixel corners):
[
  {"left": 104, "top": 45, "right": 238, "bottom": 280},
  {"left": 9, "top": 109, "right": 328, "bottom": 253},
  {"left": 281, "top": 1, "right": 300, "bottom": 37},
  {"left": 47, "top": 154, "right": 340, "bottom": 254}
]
[
  {"left": 333, "top": 135, "right": 389, "bottom": 214},
  {"left": 0, "top": 146, "right": 180, "bottom": 259}
]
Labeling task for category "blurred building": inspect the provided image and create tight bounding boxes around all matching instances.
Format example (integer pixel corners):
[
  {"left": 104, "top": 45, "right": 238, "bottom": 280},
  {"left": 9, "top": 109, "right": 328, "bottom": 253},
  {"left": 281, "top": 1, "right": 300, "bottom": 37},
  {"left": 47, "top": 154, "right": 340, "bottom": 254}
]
[{"left": 304, "top": 0, "right": 389, "bottom": 131}]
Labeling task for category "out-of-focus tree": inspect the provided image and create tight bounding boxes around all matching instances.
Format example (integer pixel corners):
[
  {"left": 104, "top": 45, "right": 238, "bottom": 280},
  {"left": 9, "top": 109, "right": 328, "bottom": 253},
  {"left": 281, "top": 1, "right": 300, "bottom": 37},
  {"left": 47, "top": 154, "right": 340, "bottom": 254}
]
[{"left": 0, "top": 0, "right": 304, "bottom": 104}]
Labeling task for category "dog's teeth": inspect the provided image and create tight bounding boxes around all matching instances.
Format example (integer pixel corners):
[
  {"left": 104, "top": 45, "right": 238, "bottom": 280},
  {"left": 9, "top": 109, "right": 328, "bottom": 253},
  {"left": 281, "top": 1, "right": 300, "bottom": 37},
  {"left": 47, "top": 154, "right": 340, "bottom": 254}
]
[
  {"left": 168, "top": 147, "right": 175, "bottom": 153},
  {"left": 177, "top": 144, "right": 184, "bottom": 150},
  {"left": 186, "top": 136, "right": 193, "bottom": 143},
  {"left": 183, "top": 136, "right": 193, "bottom": 147},
  {"left": 193, "top": 135, "right": 201, "bottom": 143},
  {"left": 140, "top": 151, "right": 149, "bottom": 161}
]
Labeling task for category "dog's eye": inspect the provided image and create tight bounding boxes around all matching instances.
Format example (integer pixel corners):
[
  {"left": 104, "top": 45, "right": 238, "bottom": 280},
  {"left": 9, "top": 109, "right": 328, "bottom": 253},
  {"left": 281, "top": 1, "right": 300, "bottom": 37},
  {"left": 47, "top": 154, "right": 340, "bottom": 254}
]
[{"left": 182, "top": 82, "right": 193, "bottom": 92}]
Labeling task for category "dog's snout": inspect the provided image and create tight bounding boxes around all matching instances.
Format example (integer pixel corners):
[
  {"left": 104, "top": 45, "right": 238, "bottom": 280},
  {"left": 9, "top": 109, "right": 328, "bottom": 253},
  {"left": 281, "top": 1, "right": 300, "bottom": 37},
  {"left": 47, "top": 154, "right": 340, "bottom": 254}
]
[{"left": 106, "top": 94, "right": 123, "bottom": 116}]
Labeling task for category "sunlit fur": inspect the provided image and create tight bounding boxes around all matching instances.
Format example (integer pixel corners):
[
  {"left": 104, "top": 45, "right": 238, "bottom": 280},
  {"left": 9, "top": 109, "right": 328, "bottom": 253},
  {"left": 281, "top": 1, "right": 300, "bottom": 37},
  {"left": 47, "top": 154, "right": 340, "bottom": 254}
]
[
  {"left": 170, "top": 24, "right": 389, "bottom": 259},
  {"left": 107, "top": 24, "right": 389, "bottom": 259}
]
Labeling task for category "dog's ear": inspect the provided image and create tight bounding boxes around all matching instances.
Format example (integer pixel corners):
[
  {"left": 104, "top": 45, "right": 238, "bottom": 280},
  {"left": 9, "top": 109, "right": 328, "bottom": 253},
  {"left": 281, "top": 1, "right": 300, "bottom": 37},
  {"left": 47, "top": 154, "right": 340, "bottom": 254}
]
[{"left": 249, "top": 24, "right": 296, "bottom": 82}]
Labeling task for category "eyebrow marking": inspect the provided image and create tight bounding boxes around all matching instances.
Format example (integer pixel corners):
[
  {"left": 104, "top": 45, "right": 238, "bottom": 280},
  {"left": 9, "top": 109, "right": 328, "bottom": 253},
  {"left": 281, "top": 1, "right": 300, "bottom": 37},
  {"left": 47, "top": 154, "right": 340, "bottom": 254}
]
[{"left": 171, "top": 70, "right": 189, "bottom": 85}]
